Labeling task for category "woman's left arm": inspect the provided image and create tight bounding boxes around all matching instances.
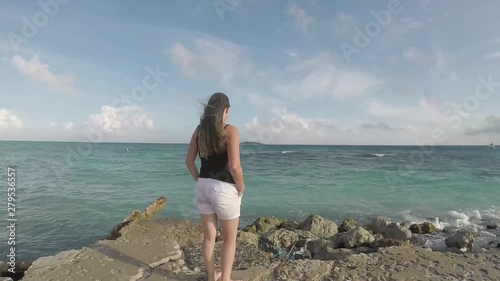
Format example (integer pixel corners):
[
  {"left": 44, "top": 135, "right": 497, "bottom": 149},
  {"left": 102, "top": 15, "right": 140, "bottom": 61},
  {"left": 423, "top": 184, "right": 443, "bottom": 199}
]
[{"left": 185, "top": 128, "right": 199, "bottom": 181}]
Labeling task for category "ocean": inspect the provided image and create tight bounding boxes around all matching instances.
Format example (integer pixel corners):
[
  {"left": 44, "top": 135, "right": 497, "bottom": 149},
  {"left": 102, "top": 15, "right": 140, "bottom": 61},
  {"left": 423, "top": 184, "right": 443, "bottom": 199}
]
[{"left": 0, "top": 141, "right": 499, "bottom": 260}]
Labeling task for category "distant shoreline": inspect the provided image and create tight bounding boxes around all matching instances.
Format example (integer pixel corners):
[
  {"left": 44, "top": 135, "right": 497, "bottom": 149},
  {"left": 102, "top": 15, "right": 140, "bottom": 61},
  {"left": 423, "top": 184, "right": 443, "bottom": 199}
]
[{"left": 0, "top": 140, "right": 496, "bottom": 146}]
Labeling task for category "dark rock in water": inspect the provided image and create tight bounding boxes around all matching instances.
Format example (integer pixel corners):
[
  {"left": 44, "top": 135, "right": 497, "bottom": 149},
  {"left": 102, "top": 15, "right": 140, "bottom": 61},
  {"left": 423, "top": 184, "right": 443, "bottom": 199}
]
[
  {"left": 445, "top": 230, "right": 475, "bottom": 250},
  {"left": 243, "top": 216, "right": 283, "bottom": 234},
  {"left": 497, "top": 243, "right": 500, "bottom": 248},
  {"left": 486, "top": 224, "right": 498, "bottom": 230},
  {"left": 298, "top": 214, "right": 338, "bottom": 238},
  {"left": 339, "top": 218, "right": 358, "bottom": 232},
  {"left": 488, "top": 241, "right": 495, "bottom": 246},
  {"left": 381, "top": 223, "right": 412, "bottom": 240},
  {"left": 366, "top": 217, "right": 389, "bottom": 234},
  {"left": 411, "top": 235, "right": 428, "bottom": 247},
  {"left": 410, "top": 222, "right": 438, "bottom": 234},
  {"left": 279, "top": 220, "right": 300, "bottom": 231},
  {"left": 0, "top": 260, "right": 32, "bottom": 281}
]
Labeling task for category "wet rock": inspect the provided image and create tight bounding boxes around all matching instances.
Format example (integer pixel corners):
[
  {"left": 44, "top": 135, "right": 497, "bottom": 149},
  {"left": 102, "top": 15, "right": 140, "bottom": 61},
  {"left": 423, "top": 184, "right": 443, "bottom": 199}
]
[
  {"left": 372, "top": 238, "right": 411, "bottom": 249},
  {"left": 410, "top": 222, "right": 438, "bottom": 234},
  {"left": 486, "top": 224, "right": 498, "bottom": 230},
  {"left": 411, "top": 235, "right": 428, "bottom": 247},
  {"left": 243, "top": 216, "right": 283, "bottom": 234},
  {"left": 381, "top": 223, "right": 412, "bottom": 240},
  {"left": 298, "top": 214, "right": 338, "bottom": 238},
  {"left": 341, "top": 226, "right": 375, "bottom": 249},
  {"left": 237, "top": 230, "right": 259, "bottom": 246},
  {"left": 366, "top": 217, "right": 389, "bottom": 234},
  {"left": 339, "top": 218, "right": 358, "bottom": 232},
  {"left": 497, "top": 243, "right": 500, "bottom": 248},
  {"left": 261, "top": 228, "right": 299, "bottom": 249},
  {"left": 445, "top": 230, "right": 476, "bottom": 250}
]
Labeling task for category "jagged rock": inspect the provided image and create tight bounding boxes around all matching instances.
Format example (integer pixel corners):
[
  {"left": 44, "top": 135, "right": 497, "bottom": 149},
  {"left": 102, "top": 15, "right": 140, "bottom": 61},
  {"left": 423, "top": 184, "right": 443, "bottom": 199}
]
[
  {"left": 278, "top": 220, "right": 300, "bottom": 231},
  {"left": 107, "top": 196, "right": 167, "bottom": 240},
  {"left": 410, "top": 222, "right": 437, "bottom": 234},
  {"left": 341, "top": 226, "right": 375, "bottom": 249},
  {"left": 366, "top": 217, "right": 389, "bottom": 234},
  {"left": 298, "top": 214, "right": 338, "bottom": 238},
  {"left": 373, "top": 233, "right": 384, "bottom": 242},
  {"left": 339, "top": 218, "right": 358, "bottom": 232},
  {"left": 486, "top": 224, "right": 498, "bottom": 230},
  {"left": 330, "top": 233, "right": 345, "bottom": 248},
  {"left": 445, "top": 230, "right": 476, "bottom": 250},
  {"left": 294, "top": 230, "right": 319, "bottom": 240},
  {"left": 243, "top": 216, "right": 283, "bottom": 234},
  {"left": 237, "top": 230, "right": 259, "bottom": 246},
  {"left": 261, "top": 228, "right": 299, "bottom": 249},
  {"left": 381, "top": 223, "right": 412, "bottom": 240},
  {"left": 372, "top": 238, "right": 411, "bottom": 249}
]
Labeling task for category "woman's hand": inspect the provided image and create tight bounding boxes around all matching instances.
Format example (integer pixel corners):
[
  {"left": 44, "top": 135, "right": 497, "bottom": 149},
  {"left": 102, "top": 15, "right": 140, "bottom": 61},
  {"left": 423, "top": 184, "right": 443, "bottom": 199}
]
[{"left": 237, "top": 186, "right": 244, "bottom": 198}]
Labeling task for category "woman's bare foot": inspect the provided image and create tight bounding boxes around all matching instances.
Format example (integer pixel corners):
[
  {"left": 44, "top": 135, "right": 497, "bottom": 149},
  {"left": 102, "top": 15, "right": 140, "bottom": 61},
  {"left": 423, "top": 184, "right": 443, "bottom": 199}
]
[{"left": 213, "top": 272, "right": 221, "bottom": 281}]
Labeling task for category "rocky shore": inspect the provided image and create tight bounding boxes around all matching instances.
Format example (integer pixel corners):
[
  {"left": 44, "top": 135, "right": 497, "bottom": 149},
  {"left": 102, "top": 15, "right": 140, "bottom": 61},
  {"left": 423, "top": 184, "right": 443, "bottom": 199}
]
[{"left": 3, "top": 197, "right": 500, "bottom": 280}]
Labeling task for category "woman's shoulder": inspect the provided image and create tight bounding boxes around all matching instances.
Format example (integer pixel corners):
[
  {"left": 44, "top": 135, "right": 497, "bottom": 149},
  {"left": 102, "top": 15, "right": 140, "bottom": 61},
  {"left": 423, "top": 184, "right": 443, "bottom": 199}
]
[{"left": 224, "top": 124, "right": 239, "bottom": 134}]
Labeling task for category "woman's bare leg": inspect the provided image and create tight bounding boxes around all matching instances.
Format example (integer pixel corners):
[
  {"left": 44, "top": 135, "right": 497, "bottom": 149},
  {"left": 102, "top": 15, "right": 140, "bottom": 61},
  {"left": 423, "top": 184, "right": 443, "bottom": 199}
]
[
  {"left": 219, "top": 217, "right": 240, "bottom": 281},
  {"left": 201, "top": 214, "right": 221, "bottom": 281}
]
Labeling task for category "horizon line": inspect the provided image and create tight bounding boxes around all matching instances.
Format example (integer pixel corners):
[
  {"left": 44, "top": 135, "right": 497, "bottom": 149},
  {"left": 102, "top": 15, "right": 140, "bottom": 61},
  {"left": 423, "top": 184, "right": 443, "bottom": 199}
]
[{"left": 0, "top": 140, "right": 496, "bottom": 146}]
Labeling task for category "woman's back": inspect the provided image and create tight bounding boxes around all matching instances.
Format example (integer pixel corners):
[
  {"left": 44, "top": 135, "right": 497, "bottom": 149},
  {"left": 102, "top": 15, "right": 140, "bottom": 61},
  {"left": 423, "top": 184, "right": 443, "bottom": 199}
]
[{"left": 199, "top": 148, "right": 235, "bottom": 184}]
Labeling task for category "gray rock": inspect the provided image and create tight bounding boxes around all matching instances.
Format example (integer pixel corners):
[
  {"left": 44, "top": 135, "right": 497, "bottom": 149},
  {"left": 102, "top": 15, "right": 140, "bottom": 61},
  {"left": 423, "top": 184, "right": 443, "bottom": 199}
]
[
  {"left": 299, "top": 214, "right": 338, "bottom": 238},
  {"left": 279, "top": 220, "right": 300, "bottom": 231},
  {"left": 237, "top": 230, "right": 259, "bottom": 246},
  {"left": 366, "top": 217, "right": 389, "bottom": 234},
  {"left": 445, "top": 230, "right": 476, "bottom": 250},
  {"left": 410, "top": 222, "right": 437, "bottom": 234},
  {"left": 341, "top": 226, "right": 375, "bottom": 249},
  {"left": 372, "top": 238, "right": 411, "bottom": 249},
  {"left": 339, "top": 218, "right": 358, "bottom": 232},
  {"left": 381, "top": 223, "right": 412, "bottom": 240},
  {"left": 243, "top": 216, "right": 283, "bottom": 234},
  {"left": 486, "top": 224, "right": 498, "bottom": 230},
  {"left": 261, "top": 228, "right": 299, "bottom": 249}
]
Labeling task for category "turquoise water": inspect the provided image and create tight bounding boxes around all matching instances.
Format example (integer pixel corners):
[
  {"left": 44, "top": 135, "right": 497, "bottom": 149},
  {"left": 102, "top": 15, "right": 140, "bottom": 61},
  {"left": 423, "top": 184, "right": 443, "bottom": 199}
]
[{"left": 0, "top": 141, "right": 499, "bottom": 260}]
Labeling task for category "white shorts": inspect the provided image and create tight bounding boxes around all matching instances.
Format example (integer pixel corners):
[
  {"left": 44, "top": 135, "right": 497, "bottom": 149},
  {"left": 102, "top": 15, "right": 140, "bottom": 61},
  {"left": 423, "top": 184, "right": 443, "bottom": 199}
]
[{"left": 195, "top": 178, "right": 241, "bottom": 220}]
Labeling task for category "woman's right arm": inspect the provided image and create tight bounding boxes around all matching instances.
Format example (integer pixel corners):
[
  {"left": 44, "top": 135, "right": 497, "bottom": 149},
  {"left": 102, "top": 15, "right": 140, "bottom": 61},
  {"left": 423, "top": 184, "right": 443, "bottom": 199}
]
[{"left": 226, "top": 125, "right": 245, "bottom": 196}]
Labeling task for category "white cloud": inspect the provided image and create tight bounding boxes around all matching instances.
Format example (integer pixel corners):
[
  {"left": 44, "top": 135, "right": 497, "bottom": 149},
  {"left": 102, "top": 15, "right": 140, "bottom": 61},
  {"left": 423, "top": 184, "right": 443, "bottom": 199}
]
[
  {"left": 64, "top": 122, "right": 74, "bottom": 130},
  {"left": 270, "top": 53, "right": 380, "bottom": 100},
  {"left": 400, "top": 17, "right": 424, "bottom": 30},
  {"left": 287, "top": 4, "right": 316, "bottom": 35},
  {"left": 484, "top": 50, "right": 500, "bottom": 59},
  {"left": 332, "top": 13, "right": 360, "bottom": 41},
  {"left": 167, "top": 37, "right": 252, "bottom": 86},
  {"left": 465, "top": 115, "right": 500, "bottom": 135},
  {"left": 10, "top": 55, "right": 75, "bottom": 93},
  {"left": 402, "top": 46, "right": 428, "bottom": 63},
  {"left": 367, "top": 97, "right": 447, "bottom": 126},
  {"left": 87, "top": 105, "right": 154, "bottom": 134},
  {"left": 48, "top": 122, "right": 57, "bottom": 128},
  {"left": 285, "top": 49, "right": 299, "bottom": 58},
  {"left": 429, "top": 50, "right": 458, "bottom": 81},
  {"left": 0, "top": 108, "right": 23, "bottom": 130}
]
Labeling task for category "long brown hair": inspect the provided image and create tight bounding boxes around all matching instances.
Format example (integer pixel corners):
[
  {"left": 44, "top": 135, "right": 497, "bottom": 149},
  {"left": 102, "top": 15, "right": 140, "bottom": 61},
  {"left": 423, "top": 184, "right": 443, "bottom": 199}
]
[{"left": 198, "top": 93, "right": 230, "bottom": 158}]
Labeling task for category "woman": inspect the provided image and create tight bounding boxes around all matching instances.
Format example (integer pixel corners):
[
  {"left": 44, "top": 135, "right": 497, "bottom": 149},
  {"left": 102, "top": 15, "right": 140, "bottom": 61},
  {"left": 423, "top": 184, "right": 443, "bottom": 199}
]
[{"left": 185, "top": 93, "right": 245, "bottom": 281}]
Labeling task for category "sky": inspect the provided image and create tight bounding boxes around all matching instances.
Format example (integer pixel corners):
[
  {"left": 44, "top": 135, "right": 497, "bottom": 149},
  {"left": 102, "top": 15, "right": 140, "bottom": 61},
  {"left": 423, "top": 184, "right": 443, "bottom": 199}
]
[{"left": 1, "top": 0, "right": 500, "bottom": 144}]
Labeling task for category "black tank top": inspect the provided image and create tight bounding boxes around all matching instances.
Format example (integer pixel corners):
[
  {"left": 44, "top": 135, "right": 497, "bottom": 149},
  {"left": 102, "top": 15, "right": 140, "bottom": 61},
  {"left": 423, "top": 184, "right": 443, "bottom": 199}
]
[{"left": 198, "top": 124, "right": 235, "bottom": 184}]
